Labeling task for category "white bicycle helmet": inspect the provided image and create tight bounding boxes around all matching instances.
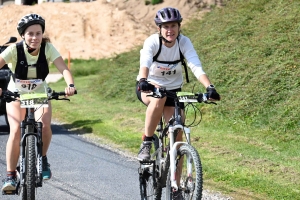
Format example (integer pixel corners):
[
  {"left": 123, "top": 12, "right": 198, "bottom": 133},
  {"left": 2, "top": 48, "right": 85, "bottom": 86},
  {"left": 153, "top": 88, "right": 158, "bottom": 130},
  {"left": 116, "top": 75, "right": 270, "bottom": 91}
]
[{"left": 17, "top": 14, "right": 45, "bottom": 36}]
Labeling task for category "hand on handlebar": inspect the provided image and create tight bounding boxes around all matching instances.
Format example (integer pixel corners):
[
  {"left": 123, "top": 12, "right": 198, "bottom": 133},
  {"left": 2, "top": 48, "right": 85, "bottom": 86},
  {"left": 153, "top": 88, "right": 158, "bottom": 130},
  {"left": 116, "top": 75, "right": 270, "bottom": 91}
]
[
  {"left": 64, "top": 86, "right": 76, "bottom": 97},
  {"left": 206, "top": 87, "right": 220, "bottom": 101},
  {"left": 138, "top": 78, "right": 155, "bottom": 93}
]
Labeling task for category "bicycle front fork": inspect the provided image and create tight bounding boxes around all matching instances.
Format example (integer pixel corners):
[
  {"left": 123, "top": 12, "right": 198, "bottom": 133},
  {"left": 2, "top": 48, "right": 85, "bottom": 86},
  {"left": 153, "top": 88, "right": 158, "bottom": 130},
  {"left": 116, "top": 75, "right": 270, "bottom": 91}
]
[
  {"left": 168, "top": 125, "right": 191, "bottom": 191},
  {"left": 19, "top": 121, "right": 43, "bottom": 187}
]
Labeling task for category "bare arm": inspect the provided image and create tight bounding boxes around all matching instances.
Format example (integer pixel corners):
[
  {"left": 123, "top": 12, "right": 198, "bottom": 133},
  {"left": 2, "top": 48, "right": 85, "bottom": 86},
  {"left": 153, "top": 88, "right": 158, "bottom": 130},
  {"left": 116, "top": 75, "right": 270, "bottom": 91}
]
[
  {"left": 0, "top": 56, "right": 6, "bottom": 93},
  {"left": 198, "top": 74, "right": 213, "bottom": 88},
  {"left": 139, "top": 66, "right": 149, "bottom": 79},
  {"left": 0, "top": 56, "right": 6, "bottom": 70},
  {"left": 198, "top": 74, "right": 221, "bottom": 100},
  {"left": 52, "top": 56, "right": 75, "bottom": 96}
]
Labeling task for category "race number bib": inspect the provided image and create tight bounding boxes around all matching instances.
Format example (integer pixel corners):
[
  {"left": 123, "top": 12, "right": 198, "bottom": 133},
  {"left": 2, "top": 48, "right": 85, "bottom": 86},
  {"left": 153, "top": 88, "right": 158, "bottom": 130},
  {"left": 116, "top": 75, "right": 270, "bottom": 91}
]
[
  {"left": 15, "top": 79, "right": 49, "bottom": 108},
  {"left": 20, "top": 98, "right": 49, "bottom": 108},
  {"left": 15, "top": 79, "right": 44, "bottom": 93},
  {"left": 152, "top": 62, "right": 182, "bottom": 77}
]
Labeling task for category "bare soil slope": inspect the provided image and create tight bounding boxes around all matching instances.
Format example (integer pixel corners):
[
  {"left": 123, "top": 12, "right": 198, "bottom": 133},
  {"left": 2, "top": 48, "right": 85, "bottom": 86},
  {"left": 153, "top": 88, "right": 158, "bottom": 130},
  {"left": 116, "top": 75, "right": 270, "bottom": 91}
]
[{"left": 0, "top": 0, "right": 221, "bottom": 59}]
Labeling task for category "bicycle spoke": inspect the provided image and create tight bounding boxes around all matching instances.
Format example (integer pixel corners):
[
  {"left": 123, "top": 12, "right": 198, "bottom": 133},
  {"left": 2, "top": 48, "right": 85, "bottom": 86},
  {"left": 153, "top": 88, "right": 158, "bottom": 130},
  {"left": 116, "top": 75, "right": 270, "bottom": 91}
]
[{"left": 178, "top": 144, "right": 203, "bottom": 200}]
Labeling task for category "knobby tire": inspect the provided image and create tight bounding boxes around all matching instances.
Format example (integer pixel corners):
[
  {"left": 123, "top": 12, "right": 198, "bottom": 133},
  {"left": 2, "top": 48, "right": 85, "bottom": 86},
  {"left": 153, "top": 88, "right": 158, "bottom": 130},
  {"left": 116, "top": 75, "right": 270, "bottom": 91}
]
[
  {"left": 25, "top": 135, "right": 36, "bottom": 200},
  {"left": 166, "top": 144, "right": 203, "bottom": 200}
]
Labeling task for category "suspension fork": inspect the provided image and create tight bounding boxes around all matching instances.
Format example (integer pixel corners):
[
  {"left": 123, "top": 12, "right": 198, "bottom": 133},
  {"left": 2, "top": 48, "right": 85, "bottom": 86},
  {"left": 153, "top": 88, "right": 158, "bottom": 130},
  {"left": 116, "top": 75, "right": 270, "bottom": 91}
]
[
  {"left": 174, "top": 100, "right": 192, "bottom": 144},
  {"left": 19, "top": 108, "right": 43, "bottom": 187},
  {"left": 168, "top": 125, "right": 186, "bottom": 191},
  {"left": 173, "top": 101, "right": 182, "bottom": 125}
]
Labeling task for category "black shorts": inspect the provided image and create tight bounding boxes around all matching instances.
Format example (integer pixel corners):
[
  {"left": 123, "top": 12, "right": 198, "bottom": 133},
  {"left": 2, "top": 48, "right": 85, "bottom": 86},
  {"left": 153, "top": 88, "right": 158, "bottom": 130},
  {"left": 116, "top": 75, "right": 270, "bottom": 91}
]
[{"left": 135, "top": 82, "right": 184, "bottom": 109}]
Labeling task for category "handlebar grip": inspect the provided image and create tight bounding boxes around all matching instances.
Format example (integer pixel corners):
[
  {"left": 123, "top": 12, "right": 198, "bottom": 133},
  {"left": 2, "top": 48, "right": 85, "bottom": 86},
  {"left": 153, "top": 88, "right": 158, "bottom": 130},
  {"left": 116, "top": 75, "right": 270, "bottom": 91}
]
[
  {"left": 195, "top": 93, "right": 208, "bottom": 103},
  {"left": 53, "top": 90, "right": 77, "bottom": 96}
]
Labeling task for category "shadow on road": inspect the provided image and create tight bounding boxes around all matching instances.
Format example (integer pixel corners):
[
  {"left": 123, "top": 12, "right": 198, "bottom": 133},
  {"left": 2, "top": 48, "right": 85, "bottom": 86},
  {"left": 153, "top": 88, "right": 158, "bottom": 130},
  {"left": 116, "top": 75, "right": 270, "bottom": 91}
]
[
  {"left": 52, "top": 119, "right": 102, "bottom": 135},
  {"left": 0, "top": 119, "right": 102, "bottom": 136}
]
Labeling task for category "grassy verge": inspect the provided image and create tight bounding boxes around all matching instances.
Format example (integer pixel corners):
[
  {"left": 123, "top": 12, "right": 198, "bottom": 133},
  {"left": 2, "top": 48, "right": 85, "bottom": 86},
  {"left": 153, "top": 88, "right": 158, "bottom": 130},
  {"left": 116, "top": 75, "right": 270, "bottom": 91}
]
[{"left": 49, "top": 0, "right": 300, "bottom": 199}]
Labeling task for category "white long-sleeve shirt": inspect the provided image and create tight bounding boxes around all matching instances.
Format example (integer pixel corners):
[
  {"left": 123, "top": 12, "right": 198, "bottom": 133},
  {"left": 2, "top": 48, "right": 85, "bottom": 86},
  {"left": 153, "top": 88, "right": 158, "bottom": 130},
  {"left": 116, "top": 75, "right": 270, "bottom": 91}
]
[{"left": 138, "top": 33, "right": 206, "bottom": 90}]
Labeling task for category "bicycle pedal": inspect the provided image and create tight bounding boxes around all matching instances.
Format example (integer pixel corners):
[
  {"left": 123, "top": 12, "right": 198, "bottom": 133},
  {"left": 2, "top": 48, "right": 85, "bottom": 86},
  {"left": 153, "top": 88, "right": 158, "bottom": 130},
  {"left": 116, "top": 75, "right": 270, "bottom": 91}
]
[{"left": 139, "top": 160, "right": 155, "bottom": 165}]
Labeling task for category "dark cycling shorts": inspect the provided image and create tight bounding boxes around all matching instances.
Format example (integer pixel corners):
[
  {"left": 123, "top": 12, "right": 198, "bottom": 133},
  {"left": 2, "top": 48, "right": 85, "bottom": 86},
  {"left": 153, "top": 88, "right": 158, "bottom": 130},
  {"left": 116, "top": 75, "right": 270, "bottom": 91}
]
[{"left": 135, "top": 81, "right": 184, "bottom": 110}]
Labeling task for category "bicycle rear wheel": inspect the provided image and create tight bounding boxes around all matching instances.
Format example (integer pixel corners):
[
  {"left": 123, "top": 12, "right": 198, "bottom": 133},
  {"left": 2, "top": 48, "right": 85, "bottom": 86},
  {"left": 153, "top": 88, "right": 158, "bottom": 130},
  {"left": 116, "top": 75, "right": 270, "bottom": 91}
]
[
  {"left": 139, "top": 134, "right": 162, "bottom": 200},
  {"left": 166, "top": 144, "right": 203, "bottom": 200},
  {"left": 139, "top": 166, "right": 162, "bottom": 200},
  {"left": 24, "top": 135, "right": 36, "bottom": 200}
]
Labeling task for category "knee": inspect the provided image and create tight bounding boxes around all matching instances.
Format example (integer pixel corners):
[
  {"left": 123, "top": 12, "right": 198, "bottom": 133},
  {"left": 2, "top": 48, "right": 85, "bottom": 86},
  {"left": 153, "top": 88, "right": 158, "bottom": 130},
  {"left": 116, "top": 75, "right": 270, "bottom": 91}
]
[
  {"left": 9, "top": 123, "right": 20, "bottom": 134},
  {"left": 42, "top": 123, "right": 52, "bottom": 133},
  {"left": 8, "top": 129, "right": 21, "bottom": 142}
]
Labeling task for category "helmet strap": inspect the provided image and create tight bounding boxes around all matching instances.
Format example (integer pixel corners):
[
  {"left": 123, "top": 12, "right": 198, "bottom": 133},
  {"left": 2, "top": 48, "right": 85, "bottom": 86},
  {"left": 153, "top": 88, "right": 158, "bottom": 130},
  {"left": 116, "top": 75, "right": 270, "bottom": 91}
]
[
  {"left": 161, "top": 36, "right": 172, "bottom": 43},
  {"left": 159, "top": 31, "right": 172, "bottom": 43},
  {"left": 25, "top": 41, "right": 36, "bottom": 53}
]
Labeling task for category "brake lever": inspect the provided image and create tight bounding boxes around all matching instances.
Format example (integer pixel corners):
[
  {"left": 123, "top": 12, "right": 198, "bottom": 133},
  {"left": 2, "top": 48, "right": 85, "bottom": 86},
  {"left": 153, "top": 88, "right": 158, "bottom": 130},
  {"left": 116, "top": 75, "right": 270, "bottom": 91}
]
[
  {"left": 57, "top": 98, "right": 70, "bottom": 101},
  {"left": 206, "top": 101, "right": 217, "bottom": 105}
]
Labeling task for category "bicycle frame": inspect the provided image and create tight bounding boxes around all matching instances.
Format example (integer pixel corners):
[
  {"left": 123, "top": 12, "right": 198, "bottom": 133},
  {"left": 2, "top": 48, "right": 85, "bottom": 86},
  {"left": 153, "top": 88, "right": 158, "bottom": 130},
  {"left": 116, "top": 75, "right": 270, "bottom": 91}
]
[{"left": 163, "top": 99, "right": 193, "bottom": 191}]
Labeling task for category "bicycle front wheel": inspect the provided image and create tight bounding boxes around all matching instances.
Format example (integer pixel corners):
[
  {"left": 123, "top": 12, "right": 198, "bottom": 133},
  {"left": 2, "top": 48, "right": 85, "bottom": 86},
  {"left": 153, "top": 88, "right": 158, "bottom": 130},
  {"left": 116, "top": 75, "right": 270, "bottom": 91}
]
[
  {"left": 24, "top": 135, "right": 36, "bottom": 200},
  {"left": 166, "top": 144, "right": 203, "bottom": 200}
]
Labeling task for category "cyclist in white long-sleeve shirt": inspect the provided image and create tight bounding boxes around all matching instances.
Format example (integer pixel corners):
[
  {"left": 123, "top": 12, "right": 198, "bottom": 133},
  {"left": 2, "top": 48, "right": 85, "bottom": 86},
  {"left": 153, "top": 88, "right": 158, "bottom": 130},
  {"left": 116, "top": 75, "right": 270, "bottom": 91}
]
[
  {"left": 138, "top": 31, "right": 206, "bottom": 90},
  {"left": 136, "top": 7, "right": 220, "bottom": 200}
]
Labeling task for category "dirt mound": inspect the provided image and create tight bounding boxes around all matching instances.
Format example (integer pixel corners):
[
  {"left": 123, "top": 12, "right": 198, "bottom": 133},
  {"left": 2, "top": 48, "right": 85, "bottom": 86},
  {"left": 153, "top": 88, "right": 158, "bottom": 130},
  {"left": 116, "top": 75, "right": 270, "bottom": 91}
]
[{"left": 0, "top": 0, "right": 221, "bottom": 59}]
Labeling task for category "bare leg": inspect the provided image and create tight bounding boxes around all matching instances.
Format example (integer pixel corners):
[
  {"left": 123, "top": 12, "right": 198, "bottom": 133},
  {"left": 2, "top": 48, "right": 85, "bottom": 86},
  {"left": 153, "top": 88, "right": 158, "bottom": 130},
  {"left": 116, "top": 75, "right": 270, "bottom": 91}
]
[
  {"left": 141, "top": 92, "right": 166, "bottom": 137},
  {"left": 6, "top": 101, "right": 26, "bottom": 172}
]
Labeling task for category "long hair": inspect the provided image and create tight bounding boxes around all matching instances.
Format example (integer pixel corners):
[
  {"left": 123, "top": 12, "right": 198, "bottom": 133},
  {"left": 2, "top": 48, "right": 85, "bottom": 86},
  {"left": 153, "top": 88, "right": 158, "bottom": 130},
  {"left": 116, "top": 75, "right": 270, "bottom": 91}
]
[{"left": 42, "top": 37, "right": 51, "bottom": 43}]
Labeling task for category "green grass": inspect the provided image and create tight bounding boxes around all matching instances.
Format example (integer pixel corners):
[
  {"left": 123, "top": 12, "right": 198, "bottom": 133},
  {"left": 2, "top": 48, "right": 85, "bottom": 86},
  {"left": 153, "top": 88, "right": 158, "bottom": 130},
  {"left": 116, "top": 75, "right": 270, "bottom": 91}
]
[{"left": 49, "top": 0, "right": 300, "bottom": 199}]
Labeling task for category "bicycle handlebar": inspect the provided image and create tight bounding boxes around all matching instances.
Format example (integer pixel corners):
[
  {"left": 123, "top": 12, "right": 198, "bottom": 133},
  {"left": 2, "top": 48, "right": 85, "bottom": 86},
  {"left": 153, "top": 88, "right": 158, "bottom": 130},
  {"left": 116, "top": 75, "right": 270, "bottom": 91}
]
[
  {"left": 0, "top": 88, "right": 77, "bottom": 103},
  {"left": 148, "top": 87, "right": 217, "bottom": 104},
  {"left": 47, "top": 88, "right": 78, "bottom": 101}
]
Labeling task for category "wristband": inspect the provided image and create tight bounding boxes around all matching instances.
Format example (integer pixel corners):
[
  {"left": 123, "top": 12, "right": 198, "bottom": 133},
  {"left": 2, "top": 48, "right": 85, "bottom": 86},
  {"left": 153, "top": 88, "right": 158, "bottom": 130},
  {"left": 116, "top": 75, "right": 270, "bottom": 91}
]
[
  {"left": 139, "top": 78, "right": 147, "bottom": 83},
  {"left": 206, "top": 84, "right": 215, "bottom": 89}
]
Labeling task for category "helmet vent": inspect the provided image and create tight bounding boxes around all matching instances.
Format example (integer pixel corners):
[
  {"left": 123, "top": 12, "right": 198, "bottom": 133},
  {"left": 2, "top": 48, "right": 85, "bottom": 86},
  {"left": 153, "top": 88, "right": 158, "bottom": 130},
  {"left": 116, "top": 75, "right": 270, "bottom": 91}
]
[
  {"left": 174, "top": 10, "right": 178, "bottom": 18},
  {"left": 160, "top": 11, "right": 166, "bottom": 19},
  {"left": 166, "top": 9, "right": 171, "bottom": 18}
]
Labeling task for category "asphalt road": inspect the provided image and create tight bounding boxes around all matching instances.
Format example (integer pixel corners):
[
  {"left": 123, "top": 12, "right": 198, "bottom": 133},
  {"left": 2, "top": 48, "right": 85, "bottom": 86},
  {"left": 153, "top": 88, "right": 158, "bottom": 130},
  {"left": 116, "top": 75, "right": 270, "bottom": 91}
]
[
  {"left": 0, "top": 120, "right": 233, "bottom": 200},
  {"left": 0, "top": 123, "right": 141, "bottom": 200}
]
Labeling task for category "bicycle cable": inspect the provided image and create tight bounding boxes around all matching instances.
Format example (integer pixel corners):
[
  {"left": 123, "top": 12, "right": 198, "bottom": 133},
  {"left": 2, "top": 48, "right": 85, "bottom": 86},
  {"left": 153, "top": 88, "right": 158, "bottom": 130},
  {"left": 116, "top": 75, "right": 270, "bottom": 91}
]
[{"left": 184, "top": 102, "right": 202, "bottom": 127}]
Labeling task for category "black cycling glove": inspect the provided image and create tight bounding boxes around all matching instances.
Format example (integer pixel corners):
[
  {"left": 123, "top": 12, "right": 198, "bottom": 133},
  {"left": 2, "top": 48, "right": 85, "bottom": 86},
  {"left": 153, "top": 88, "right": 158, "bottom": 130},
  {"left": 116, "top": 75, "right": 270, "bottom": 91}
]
[
  {"left": 206, "top": 85, "right": 220, "bottom": 100},
  {"left": 138, "top": 78, "right": 154, "bottom": 91}
]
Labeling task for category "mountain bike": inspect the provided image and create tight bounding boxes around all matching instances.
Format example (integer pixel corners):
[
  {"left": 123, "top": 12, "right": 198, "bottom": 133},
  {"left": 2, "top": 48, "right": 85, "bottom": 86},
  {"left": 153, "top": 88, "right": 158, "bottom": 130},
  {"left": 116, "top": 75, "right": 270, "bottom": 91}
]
[
  {"left": 138, "top": 88, "right": 216, "bottom": 200},
  {"left": 1, "top": 87, "right": 76, "bottom": 199}
]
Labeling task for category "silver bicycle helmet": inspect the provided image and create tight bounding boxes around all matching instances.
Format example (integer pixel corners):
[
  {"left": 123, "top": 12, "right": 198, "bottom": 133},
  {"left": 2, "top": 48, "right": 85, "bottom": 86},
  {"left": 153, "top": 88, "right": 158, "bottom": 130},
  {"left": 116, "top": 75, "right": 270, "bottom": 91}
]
[
  {"left": 154, "top": 7, "right": 183, "bottom": 26},
  {"left": 17, "top": 14, "right": 45, "bottom": 36}
]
